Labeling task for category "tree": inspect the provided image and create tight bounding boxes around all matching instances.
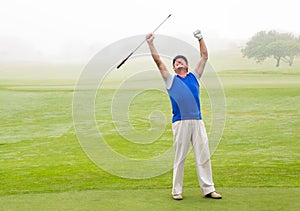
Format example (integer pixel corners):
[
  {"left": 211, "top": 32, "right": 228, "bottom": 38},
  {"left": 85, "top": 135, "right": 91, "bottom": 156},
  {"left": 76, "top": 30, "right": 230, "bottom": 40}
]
[{"left": 242, "top": 30, "right": 300, "bottom": 67}]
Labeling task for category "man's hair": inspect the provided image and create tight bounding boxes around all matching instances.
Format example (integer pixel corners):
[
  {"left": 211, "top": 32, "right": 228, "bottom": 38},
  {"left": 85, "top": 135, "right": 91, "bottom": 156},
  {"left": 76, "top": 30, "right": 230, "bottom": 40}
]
[{"left": 172, "top": 55, "right": 188, "bottom": 67}]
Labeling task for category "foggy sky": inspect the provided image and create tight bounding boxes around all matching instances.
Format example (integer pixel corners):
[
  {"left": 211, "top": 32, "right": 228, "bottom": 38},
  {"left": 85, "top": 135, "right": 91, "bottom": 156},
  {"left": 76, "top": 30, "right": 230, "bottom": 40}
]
[{"left": 0, "top": 0, "right": 298, "bottom": 63}]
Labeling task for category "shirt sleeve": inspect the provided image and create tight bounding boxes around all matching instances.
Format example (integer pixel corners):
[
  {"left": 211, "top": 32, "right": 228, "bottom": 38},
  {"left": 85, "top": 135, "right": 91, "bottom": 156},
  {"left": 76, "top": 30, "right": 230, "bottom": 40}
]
[
  {"left": 191, "top": 69, "right": 201, "bottom": 79},
  {"left": 164, "top": 72, "right": 175, "bottom": 90}
]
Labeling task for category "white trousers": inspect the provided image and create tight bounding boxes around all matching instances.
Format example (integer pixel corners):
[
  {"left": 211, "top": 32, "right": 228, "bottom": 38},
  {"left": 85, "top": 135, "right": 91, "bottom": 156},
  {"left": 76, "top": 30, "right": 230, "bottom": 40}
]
[{"left": 171, "top": 120, "right": 215, "bottom": 196}]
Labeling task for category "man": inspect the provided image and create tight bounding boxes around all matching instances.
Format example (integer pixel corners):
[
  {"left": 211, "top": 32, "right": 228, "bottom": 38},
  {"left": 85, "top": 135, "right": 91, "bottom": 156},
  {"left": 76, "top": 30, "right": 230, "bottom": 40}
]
[{"left": 146, "top": 30, "right": 222, "bottom": 200}]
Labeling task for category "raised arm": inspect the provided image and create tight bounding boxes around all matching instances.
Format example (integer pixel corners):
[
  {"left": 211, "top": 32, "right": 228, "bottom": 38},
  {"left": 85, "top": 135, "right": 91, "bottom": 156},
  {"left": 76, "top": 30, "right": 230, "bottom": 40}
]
[
  {"left": 194, "top": 30, "right": 208, "bottom": 78},
  {"left": 146, "top": 33, "right": 169, "bottom": 80}
]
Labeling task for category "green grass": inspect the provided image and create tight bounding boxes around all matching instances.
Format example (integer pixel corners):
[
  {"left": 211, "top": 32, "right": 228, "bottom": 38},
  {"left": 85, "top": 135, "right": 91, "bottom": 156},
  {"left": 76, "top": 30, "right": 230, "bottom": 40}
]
[
  {"left": 1, "top": 188, "right": 299, "bottom": 210},
  {"left": 0, "top": 63, "right": 299, "bottom": 210},
  {"left": 210, "top": 47, "right": 300, "bottom": 71}
]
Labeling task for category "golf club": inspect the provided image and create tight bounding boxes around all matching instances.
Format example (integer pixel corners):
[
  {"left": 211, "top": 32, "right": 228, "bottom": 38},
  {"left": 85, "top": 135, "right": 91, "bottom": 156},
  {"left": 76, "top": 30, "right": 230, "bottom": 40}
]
[{"left": 116, "top": 14, "right": 172, "bottom": 69}]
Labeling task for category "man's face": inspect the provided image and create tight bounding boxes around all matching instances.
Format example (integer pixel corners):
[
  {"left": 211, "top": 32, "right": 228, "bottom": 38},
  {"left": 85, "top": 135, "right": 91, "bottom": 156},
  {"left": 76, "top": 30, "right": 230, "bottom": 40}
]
[{"left": 173, "top": 58, "right": 188, "bottom": 72}]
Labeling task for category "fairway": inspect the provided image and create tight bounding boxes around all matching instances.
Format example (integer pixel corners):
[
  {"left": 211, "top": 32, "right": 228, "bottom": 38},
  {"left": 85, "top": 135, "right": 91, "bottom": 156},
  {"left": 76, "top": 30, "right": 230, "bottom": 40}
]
[{"left": 0, "top": 63, "right": 299, "bottom": 210}]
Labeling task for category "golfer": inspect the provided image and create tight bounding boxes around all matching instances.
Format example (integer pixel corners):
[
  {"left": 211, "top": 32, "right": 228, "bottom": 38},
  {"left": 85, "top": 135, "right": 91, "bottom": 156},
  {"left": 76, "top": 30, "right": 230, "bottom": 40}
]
[{"left": 146, "top": 30, "right": 222, "bottom": 200}]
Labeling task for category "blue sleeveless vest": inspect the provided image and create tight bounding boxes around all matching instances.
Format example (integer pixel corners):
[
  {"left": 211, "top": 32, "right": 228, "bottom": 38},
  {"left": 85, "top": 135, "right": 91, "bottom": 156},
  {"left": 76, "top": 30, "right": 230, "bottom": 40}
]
[{"left": 167, "top": 72, "right": 202, "bottom": 123}]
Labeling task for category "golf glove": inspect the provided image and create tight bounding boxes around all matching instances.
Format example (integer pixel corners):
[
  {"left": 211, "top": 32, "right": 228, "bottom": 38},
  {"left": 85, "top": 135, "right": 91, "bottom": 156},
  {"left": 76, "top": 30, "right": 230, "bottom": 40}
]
[{"left": 193, "top": 29, "right": 203, "bottom": 40}]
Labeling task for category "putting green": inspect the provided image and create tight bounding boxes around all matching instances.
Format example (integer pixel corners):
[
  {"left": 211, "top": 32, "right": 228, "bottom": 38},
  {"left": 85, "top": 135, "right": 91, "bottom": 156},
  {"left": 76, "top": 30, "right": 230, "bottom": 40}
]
[{"left": 0, "top": 188, "right": 299, "bottom": 210}]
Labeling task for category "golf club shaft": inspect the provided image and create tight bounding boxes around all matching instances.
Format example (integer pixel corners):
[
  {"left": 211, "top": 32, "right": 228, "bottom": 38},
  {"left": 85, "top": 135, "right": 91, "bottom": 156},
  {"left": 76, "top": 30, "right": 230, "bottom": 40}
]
[
  {"left": 152, "top": 14, "right": 172, "bottom": 34},
  {"left": 117, "top": 14, "right": 172, "bottom": 69}
]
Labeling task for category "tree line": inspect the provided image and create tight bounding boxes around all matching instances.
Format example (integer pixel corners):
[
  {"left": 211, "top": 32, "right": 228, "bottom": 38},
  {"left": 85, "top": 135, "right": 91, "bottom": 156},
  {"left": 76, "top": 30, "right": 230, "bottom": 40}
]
[{"left": 242, "top": 30, "right": 300, "bottom": 67}]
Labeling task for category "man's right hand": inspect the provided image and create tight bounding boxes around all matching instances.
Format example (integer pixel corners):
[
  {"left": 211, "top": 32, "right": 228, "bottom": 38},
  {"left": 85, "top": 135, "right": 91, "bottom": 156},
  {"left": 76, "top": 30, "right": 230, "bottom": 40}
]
[{"left": 146, "top": 33, "right": 154, "bottom": 44}]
